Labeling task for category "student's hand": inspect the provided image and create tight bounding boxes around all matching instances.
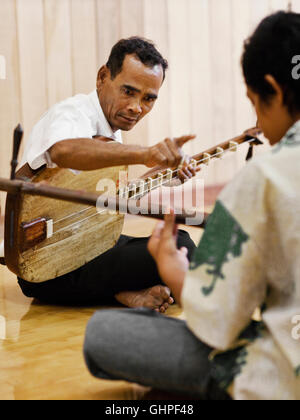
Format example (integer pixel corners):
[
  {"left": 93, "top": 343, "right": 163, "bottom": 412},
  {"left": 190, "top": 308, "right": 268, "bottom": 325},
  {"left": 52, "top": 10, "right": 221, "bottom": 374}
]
[
  {"left": 144, "top": 135, "right": 196, "bottom": 169},
  {"left": 147, "top": 210, "right": 189, "bottom": 304}
]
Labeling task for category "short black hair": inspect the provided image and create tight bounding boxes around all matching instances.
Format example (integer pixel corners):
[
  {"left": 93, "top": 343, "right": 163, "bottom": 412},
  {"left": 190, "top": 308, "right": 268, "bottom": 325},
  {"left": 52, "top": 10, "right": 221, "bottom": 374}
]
[
  {"left": 106, "top": 36, "right": 168, "bottom": 81},
  {"left": 242, "top": 11, "right": 300, "bottom": 115}
]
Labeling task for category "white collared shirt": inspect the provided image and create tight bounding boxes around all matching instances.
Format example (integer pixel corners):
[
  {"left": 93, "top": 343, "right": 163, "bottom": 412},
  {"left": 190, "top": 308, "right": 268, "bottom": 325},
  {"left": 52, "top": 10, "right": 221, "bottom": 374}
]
[
  {"left": 19, "top": 90, "right": 122, "bottom": 170},
  {"left": 0, "top": 91, "right": 123, "bottom": 259}
]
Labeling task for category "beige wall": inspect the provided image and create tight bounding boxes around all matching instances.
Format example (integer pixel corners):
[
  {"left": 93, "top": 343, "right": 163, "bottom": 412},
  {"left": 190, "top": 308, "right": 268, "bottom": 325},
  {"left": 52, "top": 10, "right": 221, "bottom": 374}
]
[{"left": 0, "top": 0, "right": 298, "bottom": 210}]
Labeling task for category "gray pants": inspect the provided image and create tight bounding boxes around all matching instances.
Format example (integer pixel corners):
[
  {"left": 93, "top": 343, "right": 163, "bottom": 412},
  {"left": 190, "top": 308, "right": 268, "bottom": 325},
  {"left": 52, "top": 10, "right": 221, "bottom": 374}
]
[{"left": 83, "top": 308, "right": 230, "bottom": 399}]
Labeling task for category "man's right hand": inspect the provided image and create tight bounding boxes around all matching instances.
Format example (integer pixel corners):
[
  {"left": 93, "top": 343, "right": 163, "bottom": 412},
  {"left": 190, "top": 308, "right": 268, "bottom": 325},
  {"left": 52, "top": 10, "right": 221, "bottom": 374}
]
[
  {"left": 143, "top": 135, "right": 196, "bottom": 169},
  {"left": 48, "top": 135, "right": 196, "bottom": 172}
]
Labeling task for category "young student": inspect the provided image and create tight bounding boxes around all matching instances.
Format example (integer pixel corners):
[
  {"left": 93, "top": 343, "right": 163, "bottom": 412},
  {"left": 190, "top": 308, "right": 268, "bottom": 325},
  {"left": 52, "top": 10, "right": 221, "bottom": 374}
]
[{"left": 83, "top": 12, "right": 300, "bottom": 400}]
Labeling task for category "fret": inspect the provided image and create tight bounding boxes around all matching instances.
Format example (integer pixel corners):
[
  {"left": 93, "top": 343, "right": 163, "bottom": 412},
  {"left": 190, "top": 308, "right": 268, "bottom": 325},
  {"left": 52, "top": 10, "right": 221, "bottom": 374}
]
[
  {"left": 229, "top": 141, "right": 238, "bottom": 152},
  {"left": 166, "top": 168, "right": 173, "bottom": 181},
  {"left": 190, "top": 159, "right": 197, "bottom": 169},
  {"left": 202, "top": 153, "right": 211, "bottom": 166},
  {"left": 147, "top": 177, "right": 154, "bottom": 190},
  {"left": 157, "top": 173, "right": 164, "bottom": 187},
  {"left": 129, "top": 183, "right": 137, "bottom": 198},
  {"left": 216, "top": 147, "right": 224, "bottom": 158},
  {"left": 137, "top": 180, "right": 145, "bottom": 196}
]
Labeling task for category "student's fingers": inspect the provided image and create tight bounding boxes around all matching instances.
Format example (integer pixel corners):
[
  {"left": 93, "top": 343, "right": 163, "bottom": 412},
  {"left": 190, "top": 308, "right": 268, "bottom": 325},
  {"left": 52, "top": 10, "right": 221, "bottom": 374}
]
[
  {"left": 151, "top": 221, "right": 165, "bottom": 238},
  {"left": 180, "top": 247, "right": 188, "bottom": 257},
  {"left": 161, "top": 210, "right": 177, "bottom": 241},
  {"left": 147, "top": 221, "right": 165, "bottom": 257},
  {"left": 158, "top": 210, "right": 178, "bottom": 254}
]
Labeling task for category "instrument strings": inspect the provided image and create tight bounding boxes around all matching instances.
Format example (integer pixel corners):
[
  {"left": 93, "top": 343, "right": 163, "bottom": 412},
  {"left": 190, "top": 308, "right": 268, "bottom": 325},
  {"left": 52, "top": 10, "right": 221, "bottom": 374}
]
[{"left": 50, "top": 137, "right": 256, "bottom": 237}]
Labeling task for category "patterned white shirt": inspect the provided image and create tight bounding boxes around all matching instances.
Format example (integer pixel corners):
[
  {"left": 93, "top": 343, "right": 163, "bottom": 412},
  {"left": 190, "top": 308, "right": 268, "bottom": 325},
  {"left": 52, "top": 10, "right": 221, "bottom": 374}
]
[{"left": 182, "top": 121, "right": 300, "bottom": 400}]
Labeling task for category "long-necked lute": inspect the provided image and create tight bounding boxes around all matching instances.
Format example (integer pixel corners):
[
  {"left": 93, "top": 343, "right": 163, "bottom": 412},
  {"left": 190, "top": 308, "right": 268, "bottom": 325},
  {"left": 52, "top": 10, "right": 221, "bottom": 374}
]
[{"left": 1, "top": 127, "right": 262, "bottom": 282}]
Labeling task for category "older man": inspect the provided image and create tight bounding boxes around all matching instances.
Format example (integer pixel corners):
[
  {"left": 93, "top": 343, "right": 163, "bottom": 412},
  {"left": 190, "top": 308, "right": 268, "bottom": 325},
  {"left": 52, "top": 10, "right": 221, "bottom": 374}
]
[{"left": 16, "top": 37, "right": 196, "bottom": 310}]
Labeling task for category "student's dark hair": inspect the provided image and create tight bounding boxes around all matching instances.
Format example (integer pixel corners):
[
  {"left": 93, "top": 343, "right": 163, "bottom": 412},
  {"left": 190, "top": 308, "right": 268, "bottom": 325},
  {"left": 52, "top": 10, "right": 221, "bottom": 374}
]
[
  {"left": 242, "top": 11, "right": 300, "bottom": 115},
  {"left": 106, "top": 36, "right": 168, "bottom": 81}
]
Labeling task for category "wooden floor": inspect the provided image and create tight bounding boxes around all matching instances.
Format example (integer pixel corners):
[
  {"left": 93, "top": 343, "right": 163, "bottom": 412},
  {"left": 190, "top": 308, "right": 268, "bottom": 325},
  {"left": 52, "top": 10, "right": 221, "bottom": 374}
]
[{"left": 0, "top": 214, "right": 204, "bottom": 400}]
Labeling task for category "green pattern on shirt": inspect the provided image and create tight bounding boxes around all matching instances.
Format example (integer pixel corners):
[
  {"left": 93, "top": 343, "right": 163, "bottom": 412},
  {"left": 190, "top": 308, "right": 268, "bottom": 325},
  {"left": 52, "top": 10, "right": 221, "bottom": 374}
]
[
  {"left": 295, "top": 366, "right": 300, "bottom": 378},
  {"left": 190, "top": 200, "right": 249, "bottom": 296}
]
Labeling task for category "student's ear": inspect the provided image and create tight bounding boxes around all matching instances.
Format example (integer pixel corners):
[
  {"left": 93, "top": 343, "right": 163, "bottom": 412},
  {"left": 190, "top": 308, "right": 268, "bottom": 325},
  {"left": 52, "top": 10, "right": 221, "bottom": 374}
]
[
  {"left": 265, "top": 74, "right": 284, "bottom": 106},
  {"left": 97, "top": 65, "right": 110, "bottom": 90}
]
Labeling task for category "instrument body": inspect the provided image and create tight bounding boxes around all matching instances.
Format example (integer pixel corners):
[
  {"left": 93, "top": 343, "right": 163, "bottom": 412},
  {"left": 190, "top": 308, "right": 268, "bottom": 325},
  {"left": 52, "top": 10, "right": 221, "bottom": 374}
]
[{"left": 5, "top": 164, "right": 126, "bottom": 282}]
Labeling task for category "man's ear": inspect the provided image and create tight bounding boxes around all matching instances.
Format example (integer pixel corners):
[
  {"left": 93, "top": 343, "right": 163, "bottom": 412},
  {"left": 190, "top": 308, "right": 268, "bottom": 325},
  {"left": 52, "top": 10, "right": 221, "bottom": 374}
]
[
  {"left": 265, "top": 74, "right": 284, "bottom": 105},
  {"left": 97, "top": 65, "right": 109, "bottom": 90}
]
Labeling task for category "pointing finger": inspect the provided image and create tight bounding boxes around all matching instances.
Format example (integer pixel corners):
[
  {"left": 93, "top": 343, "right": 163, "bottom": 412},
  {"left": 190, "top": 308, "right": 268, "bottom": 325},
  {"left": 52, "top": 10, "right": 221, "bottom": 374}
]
[{"left": 174, "top": 135, "right": 196, "bottom": 148}]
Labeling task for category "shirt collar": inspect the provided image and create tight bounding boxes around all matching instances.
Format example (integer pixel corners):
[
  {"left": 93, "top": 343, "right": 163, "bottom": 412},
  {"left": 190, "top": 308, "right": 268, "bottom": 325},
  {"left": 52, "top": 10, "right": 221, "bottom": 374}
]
[
  {"left": 282, "top": 119, "right": 300, "bottom": 141},
  {"left": 89, "top": 90, "right": 122, "bottom": 143}
]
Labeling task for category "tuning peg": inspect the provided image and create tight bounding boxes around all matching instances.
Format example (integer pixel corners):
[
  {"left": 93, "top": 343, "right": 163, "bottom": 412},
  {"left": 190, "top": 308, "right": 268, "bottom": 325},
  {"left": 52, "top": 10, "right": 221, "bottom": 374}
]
[{"left": 11, "top": 124, "right": 23, "bottom": 180}]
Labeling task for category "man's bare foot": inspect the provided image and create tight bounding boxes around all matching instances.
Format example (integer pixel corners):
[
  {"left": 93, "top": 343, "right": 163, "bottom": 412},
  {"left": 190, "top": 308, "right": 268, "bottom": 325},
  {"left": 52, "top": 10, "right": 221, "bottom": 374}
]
[{"left": 114, "top": 285, "right": 174, "bottom": 313}]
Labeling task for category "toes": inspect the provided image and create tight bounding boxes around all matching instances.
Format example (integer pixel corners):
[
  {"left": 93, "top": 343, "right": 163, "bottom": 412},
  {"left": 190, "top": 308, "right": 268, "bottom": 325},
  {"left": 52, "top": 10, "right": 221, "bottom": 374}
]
[
  {"left": 158, "top": 302, "right": 169, "bottom": 313},
  {"left": 160, "top": 286, "right": 171, "bottom": 301},
  {"left": 151, "top": 285, "right": 169, "bottom": 297},
  {"left": 168, "top": 296, "right": 174, "bottom": 305},
  {"left": 139, "top": 286, "right": 175, "bottom": 312}
]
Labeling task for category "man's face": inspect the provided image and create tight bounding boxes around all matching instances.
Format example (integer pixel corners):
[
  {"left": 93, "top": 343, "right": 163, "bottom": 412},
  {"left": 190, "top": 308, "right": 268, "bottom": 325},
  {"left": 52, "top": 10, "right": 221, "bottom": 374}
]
[{"left": 97, "top": 54, "right": 164, "bottom": 132}]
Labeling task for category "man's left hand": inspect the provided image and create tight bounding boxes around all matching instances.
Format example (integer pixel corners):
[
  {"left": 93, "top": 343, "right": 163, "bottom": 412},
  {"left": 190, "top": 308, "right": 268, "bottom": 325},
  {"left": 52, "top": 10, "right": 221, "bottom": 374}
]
[{"left": 176, "top": 156, "right": 201, "bottom": 184}]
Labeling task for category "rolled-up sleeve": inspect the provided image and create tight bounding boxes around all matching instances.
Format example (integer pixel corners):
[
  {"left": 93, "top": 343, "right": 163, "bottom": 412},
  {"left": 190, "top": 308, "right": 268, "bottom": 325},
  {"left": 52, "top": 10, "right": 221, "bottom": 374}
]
[{"left": 23, "top": 105, "right": 92, "bottom": 170}]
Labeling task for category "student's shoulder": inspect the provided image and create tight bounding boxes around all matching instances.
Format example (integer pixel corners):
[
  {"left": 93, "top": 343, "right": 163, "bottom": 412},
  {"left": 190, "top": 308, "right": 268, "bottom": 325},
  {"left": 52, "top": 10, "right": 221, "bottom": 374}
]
[
  {"left": 253, "top": 136, "right": 300, "bottom": 181},
  {"left": 219, "top": 140, "right": 299, "bottom": 208},
  {"left": 218, "top": 153, "right": 268, "bottom": 210}
]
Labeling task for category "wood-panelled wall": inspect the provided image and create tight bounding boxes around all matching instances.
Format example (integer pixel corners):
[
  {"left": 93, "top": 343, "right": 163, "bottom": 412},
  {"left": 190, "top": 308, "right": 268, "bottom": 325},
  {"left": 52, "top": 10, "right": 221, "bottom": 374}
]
[{"left": 0, "top": 0, "right": 299, "bottom": 210}]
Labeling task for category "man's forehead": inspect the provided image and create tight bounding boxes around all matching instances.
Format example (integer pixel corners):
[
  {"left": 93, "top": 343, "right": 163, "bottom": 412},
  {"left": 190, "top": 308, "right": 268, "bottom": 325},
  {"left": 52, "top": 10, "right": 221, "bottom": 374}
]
[{"left": 118, "top": 54, "right": 164, "bottom": 85}]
